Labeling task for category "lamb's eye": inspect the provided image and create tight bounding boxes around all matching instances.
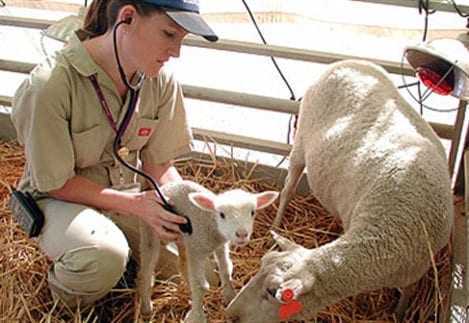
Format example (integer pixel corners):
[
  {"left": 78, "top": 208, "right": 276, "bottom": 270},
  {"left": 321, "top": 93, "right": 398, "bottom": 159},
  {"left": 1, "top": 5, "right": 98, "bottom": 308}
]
[
  {"left": 220, "top": 212, "right": 225, "bottom": 219},
  {"left": 251, "top": 210, "right": 255, "bottom": 216}
]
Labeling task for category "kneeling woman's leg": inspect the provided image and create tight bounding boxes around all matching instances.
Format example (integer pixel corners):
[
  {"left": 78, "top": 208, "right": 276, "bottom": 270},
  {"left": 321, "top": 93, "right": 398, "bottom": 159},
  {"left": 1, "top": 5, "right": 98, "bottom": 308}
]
[{"left": 36, "top": 198, "right": 130, "bottom": 308}]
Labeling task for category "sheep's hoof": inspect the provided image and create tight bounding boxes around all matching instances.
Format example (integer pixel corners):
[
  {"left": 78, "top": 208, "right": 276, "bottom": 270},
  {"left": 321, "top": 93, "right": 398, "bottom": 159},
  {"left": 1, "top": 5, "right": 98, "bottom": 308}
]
[
  {"left": 395, "top": 284, "right": 417, "bottom": 322},
  {"left": 140, "top": 301, "right": 153, "bottom": 322},
  {"left": 202, "top": 279, "right": 210, "bottom": 291},
  {"left": 140, "top": 312, "right": 152, "bottom": 323},
  {"left": 184, "top": 309, "right": 207, "bottom": 323}
]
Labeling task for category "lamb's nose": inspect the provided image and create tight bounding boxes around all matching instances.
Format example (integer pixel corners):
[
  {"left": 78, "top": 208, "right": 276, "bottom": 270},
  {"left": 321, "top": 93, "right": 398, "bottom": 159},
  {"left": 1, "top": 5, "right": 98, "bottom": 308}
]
[{"left": 236, "top": 230, "right": 248, "bottom": 239}]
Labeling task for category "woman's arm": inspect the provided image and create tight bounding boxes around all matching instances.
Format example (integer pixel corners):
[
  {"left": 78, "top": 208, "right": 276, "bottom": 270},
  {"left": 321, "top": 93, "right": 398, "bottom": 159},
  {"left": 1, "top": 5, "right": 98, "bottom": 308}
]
[
  {"left": 48, "top": 174, "right": 186, "bottom": 241},
  {"left": 49, "top": 175, "right": 139, "bottom": 214},
  {"left": 142, "top": 160, "right": 182, "bottom": 186}
]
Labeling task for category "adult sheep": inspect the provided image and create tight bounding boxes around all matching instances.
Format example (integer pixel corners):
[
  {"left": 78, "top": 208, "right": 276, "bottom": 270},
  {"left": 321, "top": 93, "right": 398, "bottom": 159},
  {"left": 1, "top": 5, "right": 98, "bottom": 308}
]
[{"left": 226, "top": 59, "right": 454, "bottom": 322}]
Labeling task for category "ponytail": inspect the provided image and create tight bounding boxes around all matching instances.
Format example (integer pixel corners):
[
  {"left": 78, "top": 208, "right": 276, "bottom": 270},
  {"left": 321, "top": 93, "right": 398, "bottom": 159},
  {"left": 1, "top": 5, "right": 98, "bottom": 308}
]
[
  {"left": 82, "top": 0, "right": 161, "bottom": 38},
  {"left": 82, "top": 0, "right": 110, "bottom": 38}
]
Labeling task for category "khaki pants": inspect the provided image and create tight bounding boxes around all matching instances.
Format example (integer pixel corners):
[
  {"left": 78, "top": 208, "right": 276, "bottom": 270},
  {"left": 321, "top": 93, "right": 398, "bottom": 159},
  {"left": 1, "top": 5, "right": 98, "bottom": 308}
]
[{"left": 36, "top": 198, "right": 180, "bottom": 308}]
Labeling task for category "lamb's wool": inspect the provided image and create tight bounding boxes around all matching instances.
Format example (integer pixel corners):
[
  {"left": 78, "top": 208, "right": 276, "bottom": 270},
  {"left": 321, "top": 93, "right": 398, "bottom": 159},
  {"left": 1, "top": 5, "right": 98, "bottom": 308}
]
[
  {"left": 226, "top": 60, "right": 453, "bottom": 322},
  {"left": 138, "top": 180, "right": 277, "bottom": 323}
]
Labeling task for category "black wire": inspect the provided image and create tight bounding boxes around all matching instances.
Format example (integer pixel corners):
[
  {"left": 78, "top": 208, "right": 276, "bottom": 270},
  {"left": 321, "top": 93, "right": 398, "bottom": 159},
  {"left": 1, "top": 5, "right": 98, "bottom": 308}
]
[
  {"left": 111, "top": 22, "right": 172, "bottom": 210},
  {"left": 417, "top": 81, "right": 424, "bottom": 115},
  {"left": 241, "top": 0, "right": 296, "bottom": 102},
  {"left": 241, "top": 0, "right": 299, "bottom": 168},
  {"left": 418, "top": 0, "right": 436, "bottom": 41},
  {"left": 112, "top": 22, "right": 193, "bottom": 233},
  {"left": 449, "top": 0, "right": 469, "bottom": 17},
  {"left": 0, "top": 0, "right": 5, "bottom": 7},
  {"left": 398, "top": 81, "right": 420, "bottom": 89},
  {"left": 113, "top": 21, "right": 133, "bottom": 90}
]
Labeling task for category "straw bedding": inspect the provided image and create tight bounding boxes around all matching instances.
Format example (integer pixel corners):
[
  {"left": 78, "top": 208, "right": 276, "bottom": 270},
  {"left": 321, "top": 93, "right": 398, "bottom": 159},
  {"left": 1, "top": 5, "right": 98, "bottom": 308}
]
[{"left": 0, "top": 140, "right": 451, "bottom": 322}]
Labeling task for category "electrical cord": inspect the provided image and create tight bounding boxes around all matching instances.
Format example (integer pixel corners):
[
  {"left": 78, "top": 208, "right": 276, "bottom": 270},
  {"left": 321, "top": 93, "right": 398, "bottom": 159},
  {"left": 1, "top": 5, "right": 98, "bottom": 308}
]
[
  {"left": 241, "top": 0, "right": 296, "bottom": 102},
  {"left": 0, "top": 0, "right": 5, "bottom": 7},
  {"left": 241, "top": 0, "right": 300, "bottom": 168},
  {"left": 418, "top": 0, "right": 436, "bottom": 41},
  {"left": 449, "top": 0, "right": 469, "bottom": 17},
  {"left": 417, "top": 81, "right": 424, "bottom": 115}
]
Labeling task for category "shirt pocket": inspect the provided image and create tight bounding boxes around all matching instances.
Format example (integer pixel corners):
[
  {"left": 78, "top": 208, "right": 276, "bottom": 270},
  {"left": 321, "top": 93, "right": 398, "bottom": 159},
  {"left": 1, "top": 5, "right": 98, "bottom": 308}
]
[
  {"left": 71, "top": 124, "right": 108, "bottom": 168},
  {"left": 125, "top": 117, "right": 159, "bottom": 152}
]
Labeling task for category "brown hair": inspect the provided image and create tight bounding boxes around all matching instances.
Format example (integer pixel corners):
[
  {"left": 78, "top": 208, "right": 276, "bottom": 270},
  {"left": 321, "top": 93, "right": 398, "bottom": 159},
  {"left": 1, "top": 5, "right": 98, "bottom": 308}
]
[{"left": 82, "top": 0, "right": 161, "bottom": 38}]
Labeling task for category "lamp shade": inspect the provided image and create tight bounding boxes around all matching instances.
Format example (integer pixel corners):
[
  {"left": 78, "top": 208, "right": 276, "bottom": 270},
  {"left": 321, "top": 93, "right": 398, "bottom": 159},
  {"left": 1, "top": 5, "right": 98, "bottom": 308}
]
[{"left": 404, "top": 33, "right": 469, "bottom": 100}]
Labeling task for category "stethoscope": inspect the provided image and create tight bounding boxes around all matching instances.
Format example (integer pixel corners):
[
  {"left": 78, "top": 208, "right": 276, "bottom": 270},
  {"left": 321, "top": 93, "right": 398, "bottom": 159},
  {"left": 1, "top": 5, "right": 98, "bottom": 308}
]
[{"left": 110, "top": 18, "right": 192, "bottom": 234}]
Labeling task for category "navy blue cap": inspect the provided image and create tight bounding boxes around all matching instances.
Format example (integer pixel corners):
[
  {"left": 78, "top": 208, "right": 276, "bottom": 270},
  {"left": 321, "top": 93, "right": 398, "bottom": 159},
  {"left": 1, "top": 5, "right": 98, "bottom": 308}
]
[{"left": 143, "top": 0, "right": 218, "bottom": 42}]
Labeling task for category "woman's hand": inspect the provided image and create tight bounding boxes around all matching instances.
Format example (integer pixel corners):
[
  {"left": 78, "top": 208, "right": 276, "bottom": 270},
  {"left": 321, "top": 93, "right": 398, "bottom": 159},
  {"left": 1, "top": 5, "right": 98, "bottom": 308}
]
[{"left": 131, "top": 190, "right": 187, "bottom": 241}]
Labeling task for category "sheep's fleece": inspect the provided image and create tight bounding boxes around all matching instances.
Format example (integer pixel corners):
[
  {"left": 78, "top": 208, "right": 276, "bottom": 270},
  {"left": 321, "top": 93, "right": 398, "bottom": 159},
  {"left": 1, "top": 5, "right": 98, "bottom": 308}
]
[{"left": 226, "top": 59, "right": 454, "bottom": 322}]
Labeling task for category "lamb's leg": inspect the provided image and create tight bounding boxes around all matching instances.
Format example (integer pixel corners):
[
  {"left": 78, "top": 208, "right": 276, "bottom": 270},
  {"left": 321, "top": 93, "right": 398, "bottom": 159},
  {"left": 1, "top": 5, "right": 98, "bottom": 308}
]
[
  {"left": 214, "top": 244, "right": 236, "bottom": 304},
  {"left": 395, "top": 283, "right": 418, "bottom": 322},
  {"left": 184, "top": 255, "right": 209, "bottom": 323},
  {"left": 137, "top": 220, "right": 160, "bottom": 322},
  {"left": 273, "top": 161, "right": 305, "bottom": 226},
  {"left": 176, "top": 240, "right": 189, "bottom": 285}
]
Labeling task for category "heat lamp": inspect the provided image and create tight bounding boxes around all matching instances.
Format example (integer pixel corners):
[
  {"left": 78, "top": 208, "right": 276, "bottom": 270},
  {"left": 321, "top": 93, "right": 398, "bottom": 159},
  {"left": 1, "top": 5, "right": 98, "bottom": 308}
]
[{"left": 405, "top": 32, "right": 469, "bottom": 100}]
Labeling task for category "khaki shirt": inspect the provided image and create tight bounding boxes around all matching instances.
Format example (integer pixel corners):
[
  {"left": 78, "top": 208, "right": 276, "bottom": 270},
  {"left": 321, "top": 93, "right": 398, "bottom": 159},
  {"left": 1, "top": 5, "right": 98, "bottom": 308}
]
[{"left": 11, "top": 32, "right": 192, "bottom": 193}]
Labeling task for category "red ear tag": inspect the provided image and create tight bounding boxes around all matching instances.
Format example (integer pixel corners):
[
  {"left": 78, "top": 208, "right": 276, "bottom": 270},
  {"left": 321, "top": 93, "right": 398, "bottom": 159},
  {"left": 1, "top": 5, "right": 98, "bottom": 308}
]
[
  {"left": 281, "top": 289, "right": 294, "bottom": 302},
  {"left": 279, "top": 300, "right": 303, "bottom": 320}
]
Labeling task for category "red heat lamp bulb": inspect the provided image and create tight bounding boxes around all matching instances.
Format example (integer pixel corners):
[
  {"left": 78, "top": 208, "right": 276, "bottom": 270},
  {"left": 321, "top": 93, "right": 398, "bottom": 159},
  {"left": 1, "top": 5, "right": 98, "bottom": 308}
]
[{"left": 416, "top": 67, "right": 454, "bottom": 96}]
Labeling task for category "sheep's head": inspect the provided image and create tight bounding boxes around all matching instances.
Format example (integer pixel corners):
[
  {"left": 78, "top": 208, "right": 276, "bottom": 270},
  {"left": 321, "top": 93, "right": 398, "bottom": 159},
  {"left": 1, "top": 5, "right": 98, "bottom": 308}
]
[
  {"left": 188, "top": 189, "right": 278, "bottom": 246},
  {"left": 226, "top": 232, "right": 312, "bottom": 323}
]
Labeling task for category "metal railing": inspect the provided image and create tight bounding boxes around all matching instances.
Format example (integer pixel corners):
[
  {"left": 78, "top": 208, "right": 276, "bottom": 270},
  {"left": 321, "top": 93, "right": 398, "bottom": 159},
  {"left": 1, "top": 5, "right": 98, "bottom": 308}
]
[
  {"left": 352, "top": 0, "right": 469, "bottom": 13},
  {"left": 0, "top": 8, "right": 468, "bottom": 322},
  {"left": 0, "top": 15, "right": 457, "bottom": 150}
]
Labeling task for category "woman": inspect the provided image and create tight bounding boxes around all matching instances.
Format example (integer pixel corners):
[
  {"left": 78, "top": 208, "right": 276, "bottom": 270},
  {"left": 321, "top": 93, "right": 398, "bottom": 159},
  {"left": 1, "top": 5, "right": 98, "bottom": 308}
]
[{"left": 11, "top": 0, "right": 217, "bottom": 308}]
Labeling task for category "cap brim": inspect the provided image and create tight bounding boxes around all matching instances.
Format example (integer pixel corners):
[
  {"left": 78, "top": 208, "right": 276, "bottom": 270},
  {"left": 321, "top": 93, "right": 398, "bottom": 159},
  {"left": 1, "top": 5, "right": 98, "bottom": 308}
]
[{"left": 165, "top": 10, "right": 218, "bottom": 42}]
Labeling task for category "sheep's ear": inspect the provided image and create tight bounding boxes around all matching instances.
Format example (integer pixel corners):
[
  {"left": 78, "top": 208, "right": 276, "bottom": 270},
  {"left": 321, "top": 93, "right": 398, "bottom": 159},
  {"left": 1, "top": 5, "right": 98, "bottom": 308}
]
[
  {"left": 271, "top": 230, "right": 301, "bottom": 251},
  {"left": 188, "top": 192, "right": 216, "bottom": 211},
  {"left": 255, "top": 191, "right": 279, "bottom": 210}
]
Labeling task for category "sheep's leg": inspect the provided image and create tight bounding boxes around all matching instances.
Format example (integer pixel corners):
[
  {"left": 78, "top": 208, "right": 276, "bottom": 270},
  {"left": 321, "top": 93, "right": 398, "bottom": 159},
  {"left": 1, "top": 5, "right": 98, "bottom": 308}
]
[
  {"left": 214, "top": 244, "right": 236, "bottom": 304},
  {"left": 177, "top": 241, "right": 189, "bottom": 285},
  {"left": 273, "top": 161, "right": 305, "bottom": 226},
  {"left": 137, "top": 220, "right": 160, "bottom": 322},
  {"left": 184, "top": 255, "right": 209, "bottom": 323},
  {"left": 395, "top": 283, "right": 418, "bottom": 322}
]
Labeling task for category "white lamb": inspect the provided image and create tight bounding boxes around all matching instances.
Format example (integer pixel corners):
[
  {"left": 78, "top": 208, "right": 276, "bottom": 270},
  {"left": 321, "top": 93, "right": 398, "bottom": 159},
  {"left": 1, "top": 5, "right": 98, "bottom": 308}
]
[
  {"left": 139, "top": 180, "right": 278, "bottom": 323},
  {"left": 226, "top": 59, "right": 454, "bottom": 322}
]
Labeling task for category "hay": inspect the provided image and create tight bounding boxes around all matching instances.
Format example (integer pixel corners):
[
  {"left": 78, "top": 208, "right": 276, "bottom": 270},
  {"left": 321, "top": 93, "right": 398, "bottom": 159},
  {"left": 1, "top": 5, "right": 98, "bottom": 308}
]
[{"left": 0, "top": 140, "right": 452, "bottom": 322}]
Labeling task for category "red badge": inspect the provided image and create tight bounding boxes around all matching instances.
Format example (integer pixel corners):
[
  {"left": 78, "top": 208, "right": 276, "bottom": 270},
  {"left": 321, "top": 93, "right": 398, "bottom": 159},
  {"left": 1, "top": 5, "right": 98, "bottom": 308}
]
[{"left": 138, "top": 127, "right": 152, "bottom": 137}]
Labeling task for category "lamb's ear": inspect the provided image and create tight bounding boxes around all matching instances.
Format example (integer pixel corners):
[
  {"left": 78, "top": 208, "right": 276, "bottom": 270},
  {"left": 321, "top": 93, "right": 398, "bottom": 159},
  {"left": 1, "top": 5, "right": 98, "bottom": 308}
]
[
  {"left": 255, "top": 191, "right": 279, "bottom": 210},
  {"left": 188, "top": 192, "right": 216, "bottom": 212}
]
